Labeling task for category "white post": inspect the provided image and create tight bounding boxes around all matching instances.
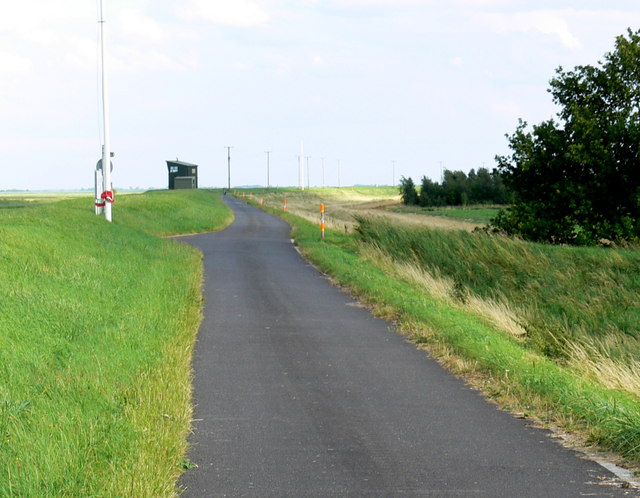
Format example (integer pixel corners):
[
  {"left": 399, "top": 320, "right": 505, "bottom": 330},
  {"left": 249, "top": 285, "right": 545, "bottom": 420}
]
[
  {"left": 392, "top": 160, "right": 396, "bottom": 186},
  {"left": 300, "top": 141, "right": 305, "bottom": 191},
  {"left": 99, "top": 0, "right": 113, "bottom": 222},
  {"left": 265, "top": 150, "right": 271, "bottom": 188},
  {"left": 95, "top": 168, "right": 103, "bottom": 215}
]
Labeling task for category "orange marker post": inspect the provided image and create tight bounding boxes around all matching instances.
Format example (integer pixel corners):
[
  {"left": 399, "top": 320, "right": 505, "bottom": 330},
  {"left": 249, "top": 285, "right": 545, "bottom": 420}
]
[
  {"left": 320, "top": 203, "right": 325, "bottom": 241},
  {"left": 260, "top": 197, "right": 264, "bottom": 206},
  {"left": 283, "top": 199, "right": 287, "bottom": 212}
]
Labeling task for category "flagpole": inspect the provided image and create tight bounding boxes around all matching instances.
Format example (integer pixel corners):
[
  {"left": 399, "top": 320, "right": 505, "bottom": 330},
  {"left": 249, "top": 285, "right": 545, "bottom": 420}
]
[{"left": 99, "top": 0, "right": 113, "bottom": 222}]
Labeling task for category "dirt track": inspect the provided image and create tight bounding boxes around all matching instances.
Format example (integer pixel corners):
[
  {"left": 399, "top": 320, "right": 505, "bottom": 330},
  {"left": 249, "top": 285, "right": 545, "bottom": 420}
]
[
  {"left": 255, "top": 192, "right": 481, "bottom": 232},
  {"left": 346, "top": 200, "right": 481, "bottom": 232}
]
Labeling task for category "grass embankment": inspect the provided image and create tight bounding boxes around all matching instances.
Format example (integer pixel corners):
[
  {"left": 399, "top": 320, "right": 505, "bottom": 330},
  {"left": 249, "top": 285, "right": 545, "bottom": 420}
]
[
  {"left": 242, "top": 189, "right": 640, "bottom": 468},
  {"left": 0, "top": 189, "right": 231, "bottom": 496}
]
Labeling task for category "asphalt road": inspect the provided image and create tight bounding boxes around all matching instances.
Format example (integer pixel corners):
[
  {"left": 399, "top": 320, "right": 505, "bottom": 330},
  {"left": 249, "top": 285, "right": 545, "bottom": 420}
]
[{"left": 179, "top": 196, "right": 635, "bottom": 497}]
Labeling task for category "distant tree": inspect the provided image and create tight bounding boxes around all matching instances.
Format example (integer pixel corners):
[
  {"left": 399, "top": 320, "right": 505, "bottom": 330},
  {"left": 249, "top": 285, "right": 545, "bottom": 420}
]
[
  {"left": 489, "top": 169, "right": 511, "bottom": 205},
  {"left": 469, "top": 168, "right": 489, "bottom": 203},
  {"left": 399, "top": 176, "right": 418, "bottom": 205},
  {"left": 442, "top": 170, "right": 468, "bottom": 205},
  {"left": 410, "top": 169, "right": 510, "bottom": 207},
  {"left": 492, "top": 29, "right": 640, "bottom": 245},
  {"left": 468, "top": 167, "right": 511, "bottom": 205},
  {"left": 418, "top": 176, "right": 444, "bottom": 206}
]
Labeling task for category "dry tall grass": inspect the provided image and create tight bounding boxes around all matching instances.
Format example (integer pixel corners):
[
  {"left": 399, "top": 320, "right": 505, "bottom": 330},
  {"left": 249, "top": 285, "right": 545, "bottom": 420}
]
[
  {"left": 359, "top": 243, "right": 640, "bottom": 400},
  {"left": 565, "top": 336, "right": 640, "bottom": 396},
  {"left": 359, "top": 244, "right": 528, "bottom": 340}
]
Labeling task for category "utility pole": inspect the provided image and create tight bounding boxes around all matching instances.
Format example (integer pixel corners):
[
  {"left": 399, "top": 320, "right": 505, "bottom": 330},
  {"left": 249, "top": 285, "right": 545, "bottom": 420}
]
[
  {"left": 98, "top": 0, "right": 113, "bottom": 222},
  {"left": 265, "top": 151, "right": 271, "bottom": 188},
  {"left": 226, "top": 146, "right": 233, "bottom": 190},
  {"left": 299, "top": 141, "right": 305, "bottom": 190}
]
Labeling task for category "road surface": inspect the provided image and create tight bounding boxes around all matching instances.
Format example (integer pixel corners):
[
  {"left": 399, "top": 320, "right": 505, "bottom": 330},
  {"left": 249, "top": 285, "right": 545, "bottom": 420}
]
[{"left": 179, "top": 196, "right": 635, "bottom": 497}]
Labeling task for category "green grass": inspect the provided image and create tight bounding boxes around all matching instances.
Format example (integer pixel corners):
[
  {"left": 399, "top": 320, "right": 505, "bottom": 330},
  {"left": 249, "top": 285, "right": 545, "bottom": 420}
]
[
  {"left": 354, "top": 219, "right": 640, "bottom": 360},
  {"left": 248, "top": 192, "right": 640, "bottom": 467},
  {"left": 0, "top": 193, "right": 89, "bottom": 210},
  {"left": 0, "top": 189, "right": 231, "bottom": 496},
  {"left": 54, "top": 189, "right": 234, "bottom": 237}
]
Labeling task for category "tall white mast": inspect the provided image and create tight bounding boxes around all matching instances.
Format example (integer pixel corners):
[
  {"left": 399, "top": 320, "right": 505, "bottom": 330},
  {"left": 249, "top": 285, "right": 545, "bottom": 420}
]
[
  {"left": 99, "top": 0, "right": 113, "bottom": 222},
  {"left": 300, "top": 140, "right": 305, "bottom": 191}
]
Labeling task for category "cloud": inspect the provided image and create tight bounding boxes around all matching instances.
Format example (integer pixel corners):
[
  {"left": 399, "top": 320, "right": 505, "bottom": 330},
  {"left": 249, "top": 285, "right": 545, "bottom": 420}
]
[
  {"left": 118, "top": 9, "right": 166, "bottom": 44},
  {"left": 481, "top": 10, "right": 581, "bottom": 50},
  {"left": 266, "top": 53, "right": 293, "bottom": 76},
  {"left": 0, "top": 52, "right": 34, "bottom": 74},
  {"left": 313, "top": 0, "right": 508, "bottom": 6},
  {"left": 324, "top": 0, "right": 428, "bottom": 4},
  {"left": 233, "top": 61, "right": 253, "bottom": 71},
  {"left": 490, "top": 98, "right": 521, "bottom": 118},
  {"left": 180, "top": 0, "right": 270, "bottom": 27},
  {"left": 110, "top": 47, "right": 197, "bottom": 73},
  {"left": 312, "top": 54, "right": 327, "bottom": 68}
]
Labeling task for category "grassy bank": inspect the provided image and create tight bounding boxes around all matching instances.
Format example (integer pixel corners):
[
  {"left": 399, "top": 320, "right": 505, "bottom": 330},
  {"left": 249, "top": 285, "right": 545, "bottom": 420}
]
[
  {"left": 244, "top": 192, "right": 640, "bottom": 468},
  {"left": 355, "top": 219, "right": 640, "bottom": 359},
  {"left": 107, "top": 190, "right": 234, "bottom": 236},
  {"left": 0, "top": 189, "right": 231, "bottom": 496}
]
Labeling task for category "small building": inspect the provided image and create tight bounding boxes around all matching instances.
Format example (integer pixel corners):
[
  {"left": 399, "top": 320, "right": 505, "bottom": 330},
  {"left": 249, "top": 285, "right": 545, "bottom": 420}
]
[{"left": 167, "top": 160, "right": 198, "bottom": 190}]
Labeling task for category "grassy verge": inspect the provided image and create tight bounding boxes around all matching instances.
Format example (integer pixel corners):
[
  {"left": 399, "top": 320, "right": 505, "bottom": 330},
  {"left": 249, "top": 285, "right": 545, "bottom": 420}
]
[
  {"left": 354, "top": 219, "right": 640, "bottom": 354},
  {"left": 0, "top": 193, "right": 90, "bottom": 210},
  {"left": 0, "top": 189, "right": 231, "bottom": 496},
  {"left": 245, "top": 193, "right": 640, "bottom": 469},
  {"left": 106, "top": 190, "right": 234, "bottom": 237}
]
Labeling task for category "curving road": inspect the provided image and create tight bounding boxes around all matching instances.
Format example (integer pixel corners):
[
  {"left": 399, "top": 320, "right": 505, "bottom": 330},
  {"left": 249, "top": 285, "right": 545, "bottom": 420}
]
[{"left": 179, "top": 196, "right": 635, "bottom": 497}]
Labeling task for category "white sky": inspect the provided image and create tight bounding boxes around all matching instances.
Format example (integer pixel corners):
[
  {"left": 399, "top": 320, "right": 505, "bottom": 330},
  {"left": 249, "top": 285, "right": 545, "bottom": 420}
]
[{"left": 1, "top": 0, "right": 639, "bottom": 190}]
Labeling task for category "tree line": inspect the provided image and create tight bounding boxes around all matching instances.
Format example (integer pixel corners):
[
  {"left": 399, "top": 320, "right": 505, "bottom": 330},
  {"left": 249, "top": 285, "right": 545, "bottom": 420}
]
[{"left": 399, "top": 168, "right": 511, "bottom": 207}]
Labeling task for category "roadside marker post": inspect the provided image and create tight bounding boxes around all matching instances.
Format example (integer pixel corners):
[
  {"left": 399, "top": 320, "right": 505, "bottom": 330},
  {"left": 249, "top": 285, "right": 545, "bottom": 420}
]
[
  {"left": 320, "top": 203, "right": 325, "bottom": 241},
  {"left": 283, "top": 199, "right": 287, "bottom": 212}
]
